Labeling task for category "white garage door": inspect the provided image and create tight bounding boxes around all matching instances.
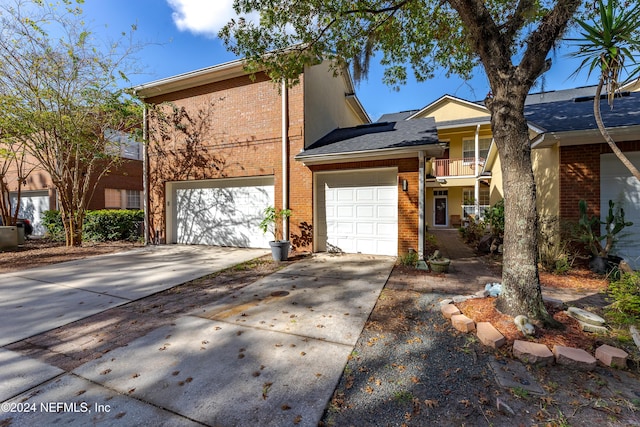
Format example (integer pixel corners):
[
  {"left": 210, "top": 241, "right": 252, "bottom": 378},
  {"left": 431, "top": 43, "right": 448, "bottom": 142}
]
[
  {"left": 10, "top": 190, "right": 50, "bottom": 236},
  {"left": 316, "top": 169, "right": 398, "bottom": 256},
  {"left": 601, "top": 152, "right": 640, "bottom": 269},
  {"left": 169, "top": 177, "right": 274, "bottom": 248}
]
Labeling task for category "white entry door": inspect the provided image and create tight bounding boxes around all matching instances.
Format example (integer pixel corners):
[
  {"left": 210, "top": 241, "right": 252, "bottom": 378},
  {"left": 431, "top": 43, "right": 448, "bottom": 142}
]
[{"left": 316, "top": 169, "right": 398, "bottom": 256}]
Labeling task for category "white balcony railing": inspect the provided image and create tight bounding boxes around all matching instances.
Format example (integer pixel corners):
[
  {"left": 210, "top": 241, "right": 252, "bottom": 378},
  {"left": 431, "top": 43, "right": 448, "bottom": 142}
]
[{"left": 433, "top": 157, "right": 485, "bottom": 178}]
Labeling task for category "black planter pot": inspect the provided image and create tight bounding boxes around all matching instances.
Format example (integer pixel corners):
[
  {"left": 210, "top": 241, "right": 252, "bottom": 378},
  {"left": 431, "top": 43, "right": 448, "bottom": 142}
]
[
  {"left": 589, "top": 255, "right": 624, "bottom": 274},
  {"left": 269, "top": 240, "right": 290, "bottom": 261}
]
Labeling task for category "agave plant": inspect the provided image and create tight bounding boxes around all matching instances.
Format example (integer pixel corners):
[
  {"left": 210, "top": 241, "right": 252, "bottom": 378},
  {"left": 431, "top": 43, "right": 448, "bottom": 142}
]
[{"left": 567, "top": 0, "right": 640, "bottom": 181}]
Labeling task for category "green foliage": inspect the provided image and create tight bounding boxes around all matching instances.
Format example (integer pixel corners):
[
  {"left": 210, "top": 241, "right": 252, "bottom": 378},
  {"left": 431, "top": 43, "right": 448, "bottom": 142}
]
[
  {"left": 606, "top": 272, "right": 640, "bottom": 323},
  {"left": 577, "top": 200, "right": 632, "bottom": 257},
  {"left": 538, "top": 215, "right": 573, "bottom": 274},
  {"left": 400, "top": 250, "right": 419, "bottom": 267},
  {"left": 258, "top": 207, "right": 291, "bottom": 241},
  {"left": 220, "top": 0, "right": 580, "bottom": 90},
  {"left": 83, "top": 210, "right": 144, "bottom": 242},
  {"left": 567, "top": 0, "right": 640, "bottom": 100},
  {"left": 459, "top": 218, "right": 486, "bottom": 244},
  {"left": 42, "top": 210, "right": 65, "bottom": 241},
  {"left": 42, "top": 209, "right": 143, "bottom": 242},
  {"left": 484, "top": 199, "right": 505, "bottom": 237}
]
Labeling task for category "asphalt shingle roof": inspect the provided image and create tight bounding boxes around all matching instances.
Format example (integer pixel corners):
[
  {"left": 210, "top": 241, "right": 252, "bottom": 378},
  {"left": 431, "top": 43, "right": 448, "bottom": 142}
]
[
  {"left": 297, "top": 118, "right": 439, "bottom": 158},
  {"left": 376, "top": 110, "right": 419, "bottom": 123},
  {"left": 524, "top": 91, "right": 640, "bottom": 132}
]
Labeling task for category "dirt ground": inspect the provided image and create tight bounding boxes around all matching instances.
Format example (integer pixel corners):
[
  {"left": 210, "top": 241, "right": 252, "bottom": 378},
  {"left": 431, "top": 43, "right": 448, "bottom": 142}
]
[
  {"left": 2, "top": 240, "right": 640, "bottom": 426},
  {"left": 0, "top": 239, "right": 144, "bottom": 273}
]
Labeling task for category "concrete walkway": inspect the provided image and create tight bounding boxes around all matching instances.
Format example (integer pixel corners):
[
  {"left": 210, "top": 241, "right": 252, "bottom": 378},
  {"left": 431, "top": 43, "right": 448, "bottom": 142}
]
[
  {"left": 0, "top": 245, "right": 268, "bottom": 346},
  {"left": 0, "top": 253, "right": 395, "bottom": 427}
]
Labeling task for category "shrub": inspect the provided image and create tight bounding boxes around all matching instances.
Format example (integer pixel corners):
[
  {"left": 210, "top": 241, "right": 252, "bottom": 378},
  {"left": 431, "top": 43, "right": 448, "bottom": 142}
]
[
  {"left": 606, "top": 272, "right": 640, "bottom": 323},
  {"left": 41, "top": 209, "right": 143, "bottom": 242},
  {"left": 538, "top": 215, "right": 574, "bottom": 274},
  {"left": 83, "top": 210, "right": 144, "bottom": 242},
  {"left": 41, "top": 210, "right": 65, "bottom": 241},
  {"left": 459, "top": 218, "right": 486, "bottom": 244},
  {"left": 400, "top": 250, "right": 419, "bottom": 266},
  {"left": 484, "top": 198, "right": 504, "bottom": 237}
]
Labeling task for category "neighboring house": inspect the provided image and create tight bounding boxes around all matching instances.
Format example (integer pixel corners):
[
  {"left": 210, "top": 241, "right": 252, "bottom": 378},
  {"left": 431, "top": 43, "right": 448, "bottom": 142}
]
[
  {"left": 135, "top": 56, "right": 640, "bottom": 263},
  {"left": 3, "top": 133, "right": 143, "bottom": 235},
  {"left": 381, "top": 84, "right": 640, "bottom": 266}
]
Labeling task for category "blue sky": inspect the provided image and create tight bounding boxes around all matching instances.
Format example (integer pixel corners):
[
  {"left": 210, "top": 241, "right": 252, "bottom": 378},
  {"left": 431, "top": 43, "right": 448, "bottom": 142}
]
[{"left": 80, "top": 0, "right": 597, "bottom": 121}]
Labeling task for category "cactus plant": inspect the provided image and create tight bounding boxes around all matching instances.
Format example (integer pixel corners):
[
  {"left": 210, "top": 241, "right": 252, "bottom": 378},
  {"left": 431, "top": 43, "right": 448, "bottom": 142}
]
[{"left": 577, "top": 199, "right": 632, "bottom": 258}]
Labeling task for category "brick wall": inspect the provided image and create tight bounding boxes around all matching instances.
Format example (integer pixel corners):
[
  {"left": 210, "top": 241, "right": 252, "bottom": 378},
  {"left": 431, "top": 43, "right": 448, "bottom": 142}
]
[
  {"left": 145, "top": 72, "right": 313, "bottom": 250},
  {"left": 559, "top": 140, "right": 640, "bottom": 220},
  {"left": 310, "top": 158, "right": 420, "bottom": 255},
  {"left": 4, "top": 153, "right": 142, "bottom": 212}
]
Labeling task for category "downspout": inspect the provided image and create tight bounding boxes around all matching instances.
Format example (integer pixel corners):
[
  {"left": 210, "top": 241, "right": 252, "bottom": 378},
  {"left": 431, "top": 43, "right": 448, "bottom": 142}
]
[
  {"left": 418, "top": 151, "right": 425, "bottom": 259},
  {"left": 281, "top": 79, "right": 289, "bottom": 241},
  {"left": 474, "top": 124, "right": 480, "bottom": 219},
  {"left": 142, "top": 104, "right": 150, "bottom": 245}
]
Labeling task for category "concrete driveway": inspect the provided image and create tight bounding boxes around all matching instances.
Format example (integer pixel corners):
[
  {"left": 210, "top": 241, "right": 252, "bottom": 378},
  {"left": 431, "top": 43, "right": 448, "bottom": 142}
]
[
  {"left": 0, "top": 253, "right": 395, "bottom": 427},
  {"left": 0, "top": 245, "right": 268, "bottom": 346}
]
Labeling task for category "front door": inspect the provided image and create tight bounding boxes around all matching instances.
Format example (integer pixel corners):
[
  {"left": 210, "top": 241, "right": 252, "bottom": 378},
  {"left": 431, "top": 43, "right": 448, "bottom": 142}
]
[{"left": 434, "top": 197, "right": 447, "bottom": 226}]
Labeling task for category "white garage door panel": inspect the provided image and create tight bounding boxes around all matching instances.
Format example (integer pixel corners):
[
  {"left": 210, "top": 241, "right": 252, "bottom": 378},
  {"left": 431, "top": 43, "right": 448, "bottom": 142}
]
[
  {"left": 10, "top": 191, "right": 49, "bottom": 236},
  {"left": 601, "top": 153, "right": 640, "bottom": 269},
  {"left": 173, "top": 178, "right": 274, "bottom": 248},
  {"left": 317, "top": 169, "right": 398, "bottom": 256}
]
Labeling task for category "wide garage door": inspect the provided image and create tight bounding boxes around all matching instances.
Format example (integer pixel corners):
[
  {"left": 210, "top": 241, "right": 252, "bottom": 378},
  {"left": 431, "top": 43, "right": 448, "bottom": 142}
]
[
  {"left": 601, "top": 152, "right": 640, "bottom": 269},
  {"left": 10, "top": 190, "right": 50, "bottom": 236},
  {"left": 169, "top": 176, "right": 274, "bottom": 248},
  {"left": 316, "top": 169, "right": 397, "bottom": 256}
]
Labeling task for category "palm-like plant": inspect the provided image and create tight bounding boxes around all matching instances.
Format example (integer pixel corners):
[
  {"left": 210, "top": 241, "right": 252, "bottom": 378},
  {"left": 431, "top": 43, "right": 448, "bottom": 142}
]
[{"left": 567, "top": 0, "right": 640, "bottom": 181}]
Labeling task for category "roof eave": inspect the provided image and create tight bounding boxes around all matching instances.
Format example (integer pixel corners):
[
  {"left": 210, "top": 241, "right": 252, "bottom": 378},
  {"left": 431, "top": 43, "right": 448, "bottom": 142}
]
[
  {"left": 133, "top": 58, "right": 249, "bottom": 99},
  {"left": 295, "top": 145, "right": 444, "bottom": 165},
  {"left": 531, "top": 125, "right": 640, "bottom": 148}
]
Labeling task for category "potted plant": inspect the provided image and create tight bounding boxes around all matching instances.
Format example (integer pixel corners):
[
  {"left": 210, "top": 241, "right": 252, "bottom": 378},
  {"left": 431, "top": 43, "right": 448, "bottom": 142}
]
[
  {"left": 577, "top": 200, "right": 632, "bottom": 274},
  {"left": 428, "top": 250, "right": 451, "bottom": 273},
  {"left": 259, "top": 206, "right": 291, "bottom": 261}
]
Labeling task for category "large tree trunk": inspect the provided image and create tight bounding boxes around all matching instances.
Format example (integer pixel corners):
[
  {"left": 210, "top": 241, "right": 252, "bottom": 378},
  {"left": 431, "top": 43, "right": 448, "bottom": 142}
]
[{"left": 488, "top": 88, "right": 557, "bottom": 326}]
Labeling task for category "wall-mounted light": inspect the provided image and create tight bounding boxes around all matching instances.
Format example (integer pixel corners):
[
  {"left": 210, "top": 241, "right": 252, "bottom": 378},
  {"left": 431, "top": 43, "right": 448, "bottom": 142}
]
[
  {"left": 436, "top": 178, "right": 447, "bottom": 184},
  {"left": 402, "top": 179, "right": 408, "bottom": 192}
]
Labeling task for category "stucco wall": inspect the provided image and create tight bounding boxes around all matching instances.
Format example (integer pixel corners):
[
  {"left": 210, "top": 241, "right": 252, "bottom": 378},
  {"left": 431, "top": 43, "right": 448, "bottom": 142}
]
[{"left": 303, "top": 61, "right": 366, "bottom": 147}]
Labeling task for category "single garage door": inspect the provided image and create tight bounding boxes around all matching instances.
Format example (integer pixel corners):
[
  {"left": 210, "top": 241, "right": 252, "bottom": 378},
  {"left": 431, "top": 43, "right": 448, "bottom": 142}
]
[
  {"left": 316, "top": 169, "right": 397, "bottom": 256},
  {"left": 10, "top": 190, "right": 50, "bottom": 236},
  {"left": 169, "top": 177, "right": 274, "bottom": 248},
  {"left": 601, "top": 152, "right": 640, "bottom": 269}
]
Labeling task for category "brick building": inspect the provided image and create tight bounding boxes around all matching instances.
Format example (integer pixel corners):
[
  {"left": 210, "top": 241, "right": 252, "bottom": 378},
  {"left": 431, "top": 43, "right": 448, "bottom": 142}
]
[{"left": 3, "top": 134, "right": 143, "bottom": 235}]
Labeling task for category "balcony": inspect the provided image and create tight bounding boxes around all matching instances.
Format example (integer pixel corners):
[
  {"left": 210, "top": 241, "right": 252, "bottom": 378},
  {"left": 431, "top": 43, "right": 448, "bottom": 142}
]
[{"left": 433, "top": 157, "right": 485, "bottom": 178}]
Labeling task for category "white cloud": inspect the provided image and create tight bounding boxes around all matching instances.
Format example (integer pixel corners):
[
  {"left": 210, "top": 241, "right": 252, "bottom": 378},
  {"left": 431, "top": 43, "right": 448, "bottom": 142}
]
[{"left": 166, "top": 0, "right": 252, "bottom": 38}]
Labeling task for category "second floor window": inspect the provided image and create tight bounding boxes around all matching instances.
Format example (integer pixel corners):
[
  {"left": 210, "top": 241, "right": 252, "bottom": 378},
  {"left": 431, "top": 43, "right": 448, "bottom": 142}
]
[{"left": 462, "top": 138, "right": 492, "bottom": 160}]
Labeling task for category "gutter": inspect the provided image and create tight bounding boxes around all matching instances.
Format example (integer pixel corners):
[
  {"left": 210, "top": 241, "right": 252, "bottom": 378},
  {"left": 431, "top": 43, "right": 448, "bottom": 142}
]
[
  {"left": 142, "top": 104, "right": 150, "bottom": 245},
  {"left": 282, "top": 79, "right": 289, "bottom": 240}
]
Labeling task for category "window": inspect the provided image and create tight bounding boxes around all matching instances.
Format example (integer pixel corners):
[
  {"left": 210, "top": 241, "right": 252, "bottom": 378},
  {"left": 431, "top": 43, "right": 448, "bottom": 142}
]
[
  {"left": 105, "top": 188, "right": 122, "bottom": 208},
  {"left": 126, "top": 190, "right": 141, "bottom": 209},
  {"left": 462, "top": 138, "right": 492, "bottom": 160},
  {"left": 462, "top": 188, "right": 490, "bottom": 218},
  {"left": 105, "top": 189, "right": 141, "bottom": 209}
]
